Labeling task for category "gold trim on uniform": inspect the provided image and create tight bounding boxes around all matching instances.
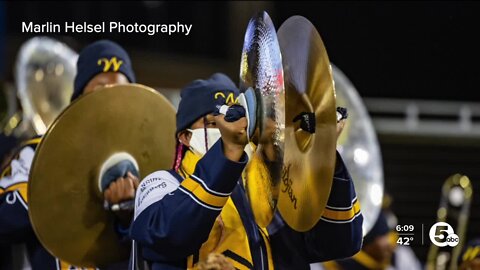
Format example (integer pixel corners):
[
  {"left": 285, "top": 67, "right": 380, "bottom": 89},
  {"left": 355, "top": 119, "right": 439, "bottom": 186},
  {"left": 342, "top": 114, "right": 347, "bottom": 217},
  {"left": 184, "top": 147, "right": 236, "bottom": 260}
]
[
  {"left": 1, "top": 165, "right": 10, "bottom": 179},
  {"left": 181, "top": 177, "right": 229, "bottom": 208},
  {"left": 463, "top": 246, "right": 480, "bottom": 262},
  {"left": 322, "top": 200, "right": 361, "bottom": 222},
  {"left": 6, "top": 182, "right": 28, "bottom": 203},
  {"left": 22, "top": 137, "right": 42, "bottom": 147},
  {"left": 58, "top": 259, "right": 96, "bottom": 270},
  {"left": 179, "top": 149, "right": 274, "bottom": 270}
]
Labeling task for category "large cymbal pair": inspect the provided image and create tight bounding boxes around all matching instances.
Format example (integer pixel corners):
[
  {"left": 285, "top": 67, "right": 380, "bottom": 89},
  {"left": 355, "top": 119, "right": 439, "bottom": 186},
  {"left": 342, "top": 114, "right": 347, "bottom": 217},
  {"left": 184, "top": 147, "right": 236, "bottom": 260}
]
[
  {"left": 241, "top": 12, "right": 384, "bottom": 234},
  {"left": 28, "top": 84, "right": 176, "bottom": 267},
  {"left": 240, "top": 12, "right": 337, "bottom": 232}
]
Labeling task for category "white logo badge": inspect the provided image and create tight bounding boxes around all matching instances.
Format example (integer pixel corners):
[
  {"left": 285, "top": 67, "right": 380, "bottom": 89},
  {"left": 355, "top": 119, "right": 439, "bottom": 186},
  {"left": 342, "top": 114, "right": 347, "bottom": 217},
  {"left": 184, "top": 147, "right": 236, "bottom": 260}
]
[{"left": 429, "top": 222, "right": 459, "bottom": 247}]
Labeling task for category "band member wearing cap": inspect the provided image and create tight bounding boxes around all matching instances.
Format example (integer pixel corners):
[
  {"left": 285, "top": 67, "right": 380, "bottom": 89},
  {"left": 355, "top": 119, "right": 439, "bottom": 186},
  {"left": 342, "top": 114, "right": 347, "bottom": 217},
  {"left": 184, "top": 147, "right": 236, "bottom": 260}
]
[
  {"left": 73, "top": 39, "right": 140, "bottom": 235},
  {"left": 0, "top": 39, "right": 137, "bottom": 269},
  {"left": 320, "top": 209, "right": 422, "bottom": 270},
  {"left": 130, "top": 73, "right": 363, "bottom": 269}
]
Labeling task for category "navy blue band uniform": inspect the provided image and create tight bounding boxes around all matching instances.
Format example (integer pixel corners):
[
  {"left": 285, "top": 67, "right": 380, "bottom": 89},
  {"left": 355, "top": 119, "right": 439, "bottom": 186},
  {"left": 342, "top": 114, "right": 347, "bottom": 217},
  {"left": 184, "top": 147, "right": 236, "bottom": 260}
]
[
  {"left": 0, "top": 136, "right": 95, "bottom": 270},
  {"left": 131, "top": 139, "right": 363, "bottom": 269}
]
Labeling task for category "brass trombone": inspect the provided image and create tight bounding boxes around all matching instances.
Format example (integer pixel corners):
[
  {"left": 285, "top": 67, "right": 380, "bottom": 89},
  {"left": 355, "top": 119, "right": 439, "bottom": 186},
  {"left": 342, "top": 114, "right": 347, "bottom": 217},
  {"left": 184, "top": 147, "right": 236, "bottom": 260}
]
[{"left": 426, "top": 174, "right": 473, "bottom": 270}]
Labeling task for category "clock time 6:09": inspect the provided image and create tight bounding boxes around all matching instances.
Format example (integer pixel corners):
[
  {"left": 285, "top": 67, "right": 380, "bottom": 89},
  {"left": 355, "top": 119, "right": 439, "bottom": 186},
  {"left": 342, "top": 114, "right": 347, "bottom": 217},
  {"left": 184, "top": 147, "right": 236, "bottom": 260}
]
[{"left": 396, "top": 225, "right": 414, "bottom": 232}]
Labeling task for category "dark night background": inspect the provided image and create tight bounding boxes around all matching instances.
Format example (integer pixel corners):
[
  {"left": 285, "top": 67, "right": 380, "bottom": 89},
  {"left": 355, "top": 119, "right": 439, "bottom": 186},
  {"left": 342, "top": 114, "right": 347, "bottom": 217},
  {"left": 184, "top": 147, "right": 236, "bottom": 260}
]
[
  {"left": 2, "top": 1, "right": 480, "bottom": 266},
  {"left": 3, "top": 1, "right": 480, "bottom": 101}
]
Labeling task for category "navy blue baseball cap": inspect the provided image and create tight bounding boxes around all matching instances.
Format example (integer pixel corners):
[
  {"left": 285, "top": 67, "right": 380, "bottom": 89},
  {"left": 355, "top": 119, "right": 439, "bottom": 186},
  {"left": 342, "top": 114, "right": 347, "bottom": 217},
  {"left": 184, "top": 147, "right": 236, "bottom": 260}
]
[
  {"left": 71, "top": 39, "right": 136, "bottom": 102},
  {"left": 176, "top": 73, "right": 240, "bottom": 135}
]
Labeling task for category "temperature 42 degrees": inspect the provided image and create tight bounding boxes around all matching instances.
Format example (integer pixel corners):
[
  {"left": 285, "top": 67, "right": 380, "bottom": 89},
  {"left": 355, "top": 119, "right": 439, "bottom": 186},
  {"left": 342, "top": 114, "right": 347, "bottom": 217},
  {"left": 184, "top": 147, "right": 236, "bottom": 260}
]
[
  {"left": 395, "top": 224, "right": 420, "bottom": 246},
  {"left": 397, "top": 236, "right": 414, "bottom": 246}
]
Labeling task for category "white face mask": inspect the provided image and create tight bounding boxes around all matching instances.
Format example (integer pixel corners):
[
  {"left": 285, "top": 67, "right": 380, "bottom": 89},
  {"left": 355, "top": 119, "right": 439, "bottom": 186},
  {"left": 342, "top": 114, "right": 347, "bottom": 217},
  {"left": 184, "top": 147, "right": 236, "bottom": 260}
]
[
  {"left": 244, "top": 143, "right": 254, "bottom": 161},
  {"left": 187, "top": 128, "right": 222, "bottom": 156}
]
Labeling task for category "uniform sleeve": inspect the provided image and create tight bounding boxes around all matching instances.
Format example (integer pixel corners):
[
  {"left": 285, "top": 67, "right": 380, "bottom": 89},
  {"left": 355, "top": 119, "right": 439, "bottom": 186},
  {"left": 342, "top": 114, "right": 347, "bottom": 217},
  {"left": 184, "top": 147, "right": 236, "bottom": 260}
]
[
  {"left": 130, "top": 140, "right": 248, "bottom": 262},
  {"left": 0, "top": 145, "right": 36, "bottom": 244},
  {"left": 268, "top": 151, "right": 363, "bottom": 267},
  {"left": 304, "top": 151, "right": 363, "bottom": 262}
]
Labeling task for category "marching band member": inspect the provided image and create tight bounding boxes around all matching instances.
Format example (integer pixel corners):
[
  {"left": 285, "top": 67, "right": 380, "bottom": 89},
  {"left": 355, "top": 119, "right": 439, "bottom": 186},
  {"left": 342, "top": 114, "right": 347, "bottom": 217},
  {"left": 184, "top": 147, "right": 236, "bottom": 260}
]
[
  {"left": 458, "top": 238, "right": 480, "bottom": 270},
  {"left": 0, "top": 39, "right": 137, "bottom": 269},
  {"left": 0, "top": 36, "right": 78, "bottom": 270},
  {"left": 72, "top": 40, "right": 140, "bottom": 236},
  {"left": 0, "top": 1, "right": 13, "bottom": 169},
  {"left": 320, "top": 209, "right": 422, "bottom": 270},
  {"left": 130, "top": 73, "right": 363, "bottom": 269}
]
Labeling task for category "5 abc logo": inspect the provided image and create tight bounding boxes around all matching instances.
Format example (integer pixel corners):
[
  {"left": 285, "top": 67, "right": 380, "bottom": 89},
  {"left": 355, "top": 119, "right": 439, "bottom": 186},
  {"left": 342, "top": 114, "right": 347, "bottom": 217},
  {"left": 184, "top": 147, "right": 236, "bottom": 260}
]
[{"left": 429, "top": 222, "right": 460, "bottom": 247}]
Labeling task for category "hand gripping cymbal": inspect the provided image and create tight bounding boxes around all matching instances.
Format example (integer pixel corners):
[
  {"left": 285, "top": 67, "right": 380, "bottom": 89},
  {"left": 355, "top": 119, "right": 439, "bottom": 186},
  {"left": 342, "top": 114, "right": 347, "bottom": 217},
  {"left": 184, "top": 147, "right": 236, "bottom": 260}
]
[{"left": 28, "top": 84, "right": 176, "bottom": 267}]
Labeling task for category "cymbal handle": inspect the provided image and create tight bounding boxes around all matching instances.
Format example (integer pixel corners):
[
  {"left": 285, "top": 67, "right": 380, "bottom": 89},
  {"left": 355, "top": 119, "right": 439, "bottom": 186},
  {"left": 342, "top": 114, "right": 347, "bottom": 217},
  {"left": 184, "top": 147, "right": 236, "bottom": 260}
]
[
  {"left": 293, "top": 112, "right": 316, "bottom": 133},
  {"left": 103, "top": 199, "right": 135, "bottom": 211}
]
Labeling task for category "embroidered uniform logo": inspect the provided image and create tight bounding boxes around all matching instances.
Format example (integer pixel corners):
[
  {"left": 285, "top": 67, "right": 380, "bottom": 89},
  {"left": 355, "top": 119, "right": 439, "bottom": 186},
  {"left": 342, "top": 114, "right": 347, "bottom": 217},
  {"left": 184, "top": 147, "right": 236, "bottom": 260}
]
[
  {"left": 97, "top": 57, "right": 123, "bottom": 72},
  {"left": 214, "top": 92, "right": 238, "bottom": 104}
]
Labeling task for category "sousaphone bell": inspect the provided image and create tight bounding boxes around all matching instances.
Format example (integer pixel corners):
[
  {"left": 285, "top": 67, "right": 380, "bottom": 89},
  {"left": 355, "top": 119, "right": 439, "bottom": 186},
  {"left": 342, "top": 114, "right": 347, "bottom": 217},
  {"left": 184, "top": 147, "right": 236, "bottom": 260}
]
[
  {"left": 14, "top": 36, "right": 78, "bottom": 136},
  {"left": 333, "top": 64, "right": 384, "bottom": 236}
]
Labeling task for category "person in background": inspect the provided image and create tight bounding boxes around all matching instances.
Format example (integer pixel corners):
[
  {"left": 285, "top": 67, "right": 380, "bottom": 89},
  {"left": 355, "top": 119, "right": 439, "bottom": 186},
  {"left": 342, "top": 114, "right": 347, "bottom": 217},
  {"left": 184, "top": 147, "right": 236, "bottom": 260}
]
[
  {"left": 320, "top": 193, "right": 422, "bottom": 270},
  {"left": 458, "top": 238, "right": 480, "bottom": 270},
  {"left": 0, "top": 39, "right": 138, "bottom": 269}
]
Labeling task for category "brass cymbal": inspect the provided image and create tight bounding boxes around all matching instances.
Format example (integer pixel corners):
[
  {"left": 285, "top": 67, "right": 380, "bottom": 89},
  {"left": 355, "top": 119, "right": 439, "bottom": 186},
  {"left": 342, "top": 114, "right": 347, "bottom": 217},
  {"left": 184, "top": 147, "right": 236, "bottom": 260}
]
[
  {"left": 239, "top": 11, "right": 285, "bottom": 228},
  {"left": 28, "top": 84, "right": 176, "bottom": 267},
  {"left": 277, "top": 16, "right": 337, "bottom": 231}
]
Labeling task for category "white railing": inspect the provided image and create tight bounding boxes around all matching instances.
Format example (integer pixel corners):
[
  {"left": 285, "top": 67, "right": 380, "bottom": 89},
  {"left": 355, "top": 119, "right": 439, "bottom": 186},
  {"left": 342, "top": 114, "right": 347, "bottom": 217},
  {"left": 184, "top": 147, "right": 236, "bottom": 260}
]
[{"left": 364, "top": 98, "right": 480, "bottom": 138}]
